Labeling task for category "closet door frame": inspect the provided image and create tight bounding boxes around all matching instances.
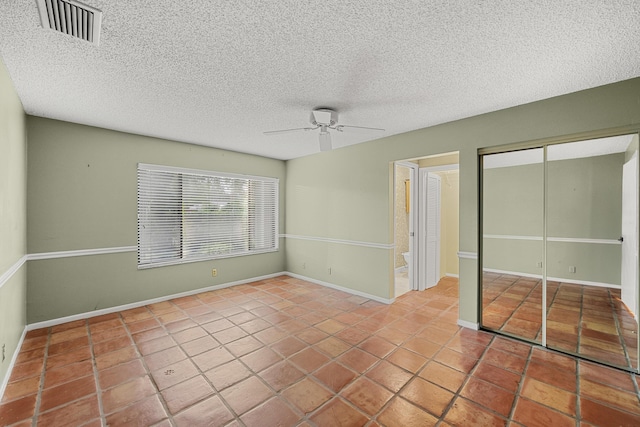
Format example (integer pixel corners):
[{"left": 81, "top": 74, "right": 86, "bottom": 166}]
[{"left": 478, "top": 126, "right": 640, "bottom": 373}]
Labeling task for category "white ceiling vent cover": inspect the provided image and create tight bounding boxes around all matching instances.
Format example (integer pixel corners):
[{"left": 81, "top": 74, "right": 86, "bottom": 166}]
[{"left": 36, "top": 0, "right": 102, "bottom": 45}]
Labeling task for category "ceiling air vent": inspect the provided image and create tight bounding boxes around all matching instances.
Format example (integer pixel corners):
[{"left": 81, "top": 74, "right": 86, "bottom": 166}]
[{"left": 36, "top": 0, "right": 102, "bottom": 45}]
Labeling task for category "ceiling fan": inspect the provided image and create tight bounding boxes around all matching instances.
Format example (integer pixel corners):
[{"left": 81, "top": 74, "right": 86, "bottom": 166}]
[{"left": 264, "top": 108, "right": 385, "bottom": 152}]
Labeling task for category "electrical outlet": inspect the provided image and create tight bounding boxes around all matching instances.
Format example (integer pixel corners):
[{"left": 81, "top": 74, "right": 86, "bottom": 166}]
[
  {"left": 211, "top": 268, "right": 218, "bottom": 277},
  {"left": 2, "top": 344, "right": 5, "bottom": 362},
  {"left": 569, "top": 266, "right": 576, "bottom": 273},
  {"left": 537, "top": 261, "right": 543, "bottom": 268},
  {"left": 328, "top": 267, "right": 332, "bottom": 275},
  {"left": 302, "top": 262, "right": 306, "bottom": 269}
]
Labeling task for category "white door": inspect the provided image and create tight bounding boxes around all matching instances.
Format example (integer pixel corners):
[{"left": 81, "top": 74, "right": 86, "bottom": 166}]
[
  {"left": 420, "top": 170, "right": 441, "bottom": 289},
  {"left": 621, "top": 151, "right": 638, "bottom": 318}
]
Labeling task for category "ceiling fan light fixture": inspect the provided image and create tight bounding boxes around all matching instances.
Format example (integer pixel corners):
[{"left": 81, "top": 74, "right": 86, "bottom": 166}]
[
  {"left": 264, "top": 107, "right": 383, "bottom": 152},
  {"left": 311, "top": 108, "right": 338, "bottom": 126},
  {"left": 318, "top": 131, "right": 332, "bottom": 152}
]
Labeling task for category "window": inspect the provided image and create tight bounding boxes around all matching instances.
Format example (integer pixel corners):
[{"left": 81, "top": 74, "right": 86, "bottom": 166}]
[{"left": 137, "top": 163, "right": 278, "bottom": 268}]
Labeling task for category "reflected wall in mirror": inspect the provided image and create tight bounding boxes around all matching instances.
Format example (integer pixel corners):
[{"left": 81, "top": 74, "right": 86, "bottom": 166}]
[{"left": 481, "top": 148, "right": 544, "bottom": 343}]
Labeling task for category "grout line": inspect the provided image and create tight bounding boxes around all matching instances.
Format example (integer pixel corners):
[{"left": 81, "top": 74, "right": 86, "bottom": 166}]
[
  {"left": 608, "top": 288, "right": 632, "bottom": 370},
  {"left": 121, "top": 307, "right": 176, "bottom": 426},
  {"left": 184, "top": 293, "right": 247, "bottom": 423},
  {"left": 31, "top": 329, "right": 51, "bottom": 427},
  {"left": 161, "top": 297, "right": 238, "bottom": 426},
  {"left": 155, "top": 282, "right": 337, "bottom": 424},
  {"left": 177, "top": 300, "right": 243, "bottom": 425},
  {"left": 544, "top": 282, "right": 564, "bottom": 345},
  {"left": 86, "top": 321, "right": 106, "bottom": 426},
  {"left": 507, "top": 341, "right": 534, "bottom": 422},
  {"left": 575, "top": 360, "right": 581, "bottom": 427},
  {"left": 574, "top": 284, "right": 585, "bottom": 355},
  {"left": 486, "top": 275, "right": 541, "bottom": 343},
  {"left": 223, "top": 290, "right": 310, "bottom": 425},
  {"left": 431, "top": 324, "right": 497, "bottom": 424},
  {"left": 366, "top": 294, "right": 462, "bottom": 426},
  {"left": 631, "top": 370, "right": 640, "bottom": 401}
]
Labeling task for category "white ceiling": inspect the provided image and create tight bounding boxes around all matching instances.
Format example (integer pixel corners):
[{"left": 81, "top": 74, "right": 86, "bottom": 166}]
[{"left": 1, "top": 1, "right": 639, "bottom": 160}]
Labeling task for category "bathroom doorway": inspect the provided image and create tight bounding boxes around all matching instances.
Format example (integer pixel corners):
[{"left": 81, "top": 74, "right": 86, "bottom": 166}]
[{"left": 394, "top": 153, "right": 459, "bottom": 297}]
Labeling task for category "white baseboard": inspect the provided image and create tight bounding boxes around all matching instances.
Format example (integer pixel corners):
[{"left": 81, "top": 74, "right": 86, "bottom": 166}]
[
  {"left": 445, "top": 273, "right": 459, "bottom": 279},
  {"left": 482, "top": 268, "right": 542, "bottom": 280},
  {"left": 546, "top": 276, "right": 620, "bottom": 289},
  {"left": 286, "top": 272, "right": 395, "bottom": 305},
  {"left": 0, "top": 327, "right": 27, "bottom": 403},
  {"left": 457, "top": 319, "right": 479, "bottom": 330},
  {"left": 27, "top": 272, "right": 288, "bottom": 330},
  {"left": 482, "top": 268, "right": 620, "bottom": 289},
  {"left": 27, "top": 271, "right": 394, "bottom": 330}
]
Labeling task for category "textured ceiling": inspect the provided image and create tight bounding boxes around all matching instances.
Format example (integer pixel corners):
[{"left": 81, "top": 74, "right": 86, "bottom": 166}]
[{"left": 1, "top": 1, "right": 639, "bottom": 160}]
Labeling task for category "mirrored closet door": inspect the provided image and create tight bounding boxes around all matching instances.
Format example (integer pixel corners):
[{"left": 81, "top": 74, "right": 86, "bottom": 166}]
[
  {"left": 481, "top": 148, "right": 544, "bottom": 344},
  {"left": 481, "top": 134, "right": 639, "bottom": 372}
]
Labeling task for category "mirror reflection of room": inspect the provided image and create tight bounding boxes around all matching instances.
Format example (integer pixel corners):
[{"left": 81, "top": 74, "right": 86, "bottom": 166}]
[
  {"left": 482, "top": 148, "right": 544, "bottom": 344},
  {"left": 481, "top": 134, "right": 639, "bottom": 371}
]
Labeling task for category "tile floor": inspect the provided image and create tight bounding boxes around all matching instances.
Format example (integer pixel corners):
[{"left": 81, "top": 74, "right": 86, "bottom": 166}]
[
  {"left": 1, "top": 275, "right": 640, "bottom": 426},
  {"left": 483, "top": 272, "right": 638, "bottom": 370}
]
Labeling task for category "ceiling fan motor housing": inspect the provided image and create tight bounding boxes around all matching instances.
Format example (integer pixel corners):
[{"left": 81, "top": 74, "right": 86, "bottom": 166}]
[{"left": 311, "top": 108, "right": 338, "bottom": 126}]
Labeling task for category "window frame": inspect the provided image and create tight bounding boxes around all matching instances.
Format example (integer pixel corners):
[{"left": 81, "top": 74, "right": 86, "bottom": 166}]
[{"left": 137, "top": 163, "right": 279, "bottom": 269}]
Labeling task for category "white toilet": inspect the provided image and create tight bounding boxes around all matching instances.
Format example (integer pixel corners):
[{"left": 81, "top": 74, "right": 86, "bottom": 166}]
[{"left": 402, "top": 252, "right": 410, "bottom": 266}]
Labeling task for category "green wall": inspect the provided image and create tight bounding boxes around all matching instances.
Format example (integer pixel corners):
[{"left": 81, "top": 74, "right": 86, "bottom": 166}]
[
  {"left": 285, "top": 78, "right": 640, "bottom": 325},
  {"left": 548, "top": 154, "right": 623, "bottom": 239},
  {"left": 6, "top": 64, "right": 640, "bottom": 336},
  {"left": 548, "top": 154, "right": 623, "bottom": 284},
  {"left": 0, "top": 59, "right": 27, "bottom": 389},
  {"left": 26, "top": 117, "right": 287, "bottom": 323},
  {"left": 285, "top": 142, "right": 395, "bottom": 299},
  {"left": 483, "top": 162, "right": 544, "bottom": 238}
]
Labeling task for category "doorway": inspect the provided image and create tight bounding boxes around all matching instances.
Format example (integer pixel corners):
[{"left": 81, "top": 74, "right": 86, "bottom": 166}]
[
  {"left": 394, "top": 153, "right": 459, "bottom": 297},
  {"left": 480, "top": 133, "right": 640, "bottom": 372}
]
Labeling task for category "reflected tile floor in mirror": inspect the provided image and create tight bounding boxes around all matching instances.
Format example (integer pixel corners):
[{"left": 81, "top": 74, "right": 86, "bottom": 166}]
[
  {"left": 2, "top": 275, "right": 639, "bottom": 426},
  {"left": 483, "top": 272, "right": 638, "bottom": 371}
]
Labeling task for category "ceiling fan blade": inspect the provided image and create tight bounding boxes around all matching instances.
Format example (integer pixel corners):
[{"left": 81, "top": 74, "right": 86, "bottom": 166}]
[
  {"left": 263, "top": 126, "right": 317, "bottom": 136},
  {"left": 335, "top": 124, "right": 385, "bottom": 133},
  {"left": 318, "top": 131, "right": 332, "bottom": 152}
]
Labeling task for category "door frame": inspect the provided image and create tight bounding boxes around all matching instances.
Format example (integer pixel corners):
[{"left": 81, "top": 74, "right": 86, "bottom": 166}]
[
  {"left": 621, "top": 150, "right": 639, "bottom": 319},
  {"left": 395, "top": 161, "right": 419, "bottom": 292}
]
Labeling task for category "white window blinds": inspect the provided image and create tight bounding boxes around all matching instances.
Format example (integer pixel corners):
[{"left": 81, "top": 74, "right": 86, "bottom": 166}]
[{"left": 137, "top": 163, "right": 278, "bottom": 269}]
